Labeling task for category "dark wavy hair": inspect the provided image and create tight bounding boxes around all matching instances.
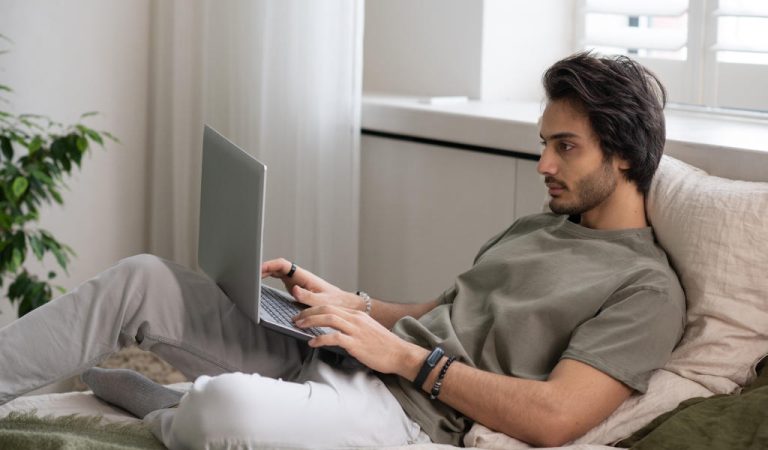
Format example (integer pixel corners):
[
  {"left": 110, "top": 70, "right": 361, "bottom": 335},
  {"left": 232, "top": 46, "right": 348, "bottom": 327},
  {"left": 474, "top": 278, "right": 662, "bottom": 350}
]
[{"left": 542, "top": 51, "right": 667, "bottom": 194}]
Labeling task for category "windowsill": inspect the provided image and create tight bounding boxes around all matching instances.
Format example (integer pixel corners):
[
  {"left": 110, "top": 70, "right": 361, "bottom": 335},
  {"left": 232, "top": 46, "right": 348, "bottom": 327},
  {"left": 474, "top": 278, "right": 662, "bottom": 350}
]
[{"left": 362, "top": 94, "right": 768, "bottom": 159}]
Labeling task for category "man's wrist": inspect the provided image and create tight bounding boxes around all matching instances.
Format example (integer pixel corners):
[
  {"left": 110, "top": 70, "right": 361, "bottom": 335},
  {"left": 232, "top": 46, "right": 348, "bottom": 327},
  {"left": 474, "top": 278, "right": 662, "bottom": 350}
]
[
  {"left": 341, "top": 291, "right": 363, "bottom": 311},
  {"left": 398, "top": 343, "right": 431, "bottom": 384}
]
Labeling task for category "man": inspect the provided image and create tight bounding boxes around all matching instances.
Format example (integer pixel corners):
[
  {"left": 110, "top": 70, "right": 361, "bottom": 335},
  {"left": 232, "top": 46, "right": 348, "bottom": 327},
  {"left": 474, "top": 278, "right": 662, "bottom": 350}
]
[{"left": 0, "top": 52, "right": 684, "bottom": 448}]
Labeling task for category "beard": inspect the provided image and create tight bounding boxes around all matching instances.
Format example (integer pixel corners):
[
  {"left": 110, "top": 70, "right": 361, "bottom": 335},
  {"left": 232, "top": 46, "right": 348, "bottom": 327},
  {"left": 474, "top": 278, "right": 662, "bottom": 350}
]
[{"left": 548, "top": 160, "right": 617, "bottom": 216}]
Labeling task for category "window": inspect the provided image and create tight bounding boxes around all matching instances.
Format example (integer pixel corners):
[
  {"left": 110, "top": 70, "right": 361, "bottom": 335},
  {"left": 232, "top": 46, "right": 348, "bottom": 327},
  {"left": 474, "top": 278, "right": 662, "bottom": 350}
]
[{"left": 576, "top": 0, "right": 768, "bottom": 113}]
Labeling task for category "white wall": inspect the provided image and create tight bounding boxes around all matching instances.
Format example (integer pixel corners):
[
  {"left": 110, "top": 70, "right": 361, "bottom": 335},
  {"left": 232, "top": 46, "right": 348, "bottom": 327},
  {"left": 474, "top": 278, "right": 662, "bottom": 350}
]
[
  {"left": 363, "top": 0, "right": 574, "bottom": 101},
  {"left": 480, "top": 0, "right": 575, "bottom": 101},
  {"left": 0, "top": 0, "right": 151, "bottom": 327},
  {"left": 363, "top": 0, "right": 484, "bottom": 98}
]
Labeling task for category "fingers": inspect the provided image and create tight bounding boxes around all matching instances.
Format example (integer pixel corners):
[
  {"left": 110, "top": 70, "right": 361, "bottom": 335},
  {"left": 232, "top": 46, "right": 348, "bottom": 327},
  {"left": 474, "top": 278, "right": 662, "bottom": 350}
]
[
  {"left": 294, "top": 304, "right": 362, "bottom": 330},
  {"left": 291, "top": 285, "right": 319, "bottom": 306},
  {"left": 296, "top": 312, "right": 350, "bottom": 332},
  {"left": 261, "top": 258, "right": 292, "bottom": 279},
  {"left": 292, "top": 286, "right": 334, "bottom": 310},
  {"left": 307, "top": 331, "right": 352, "bottom": 349}
]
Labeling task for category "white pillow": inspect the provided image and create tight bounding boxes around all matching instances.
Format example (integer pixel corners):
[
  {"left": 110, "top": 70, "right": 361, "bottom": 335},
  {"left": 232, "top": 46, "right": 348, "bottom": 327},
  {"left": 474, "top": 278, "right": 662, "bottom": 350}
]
[{"left": 648, "top": 155, "right": 768, "bottom": 394}]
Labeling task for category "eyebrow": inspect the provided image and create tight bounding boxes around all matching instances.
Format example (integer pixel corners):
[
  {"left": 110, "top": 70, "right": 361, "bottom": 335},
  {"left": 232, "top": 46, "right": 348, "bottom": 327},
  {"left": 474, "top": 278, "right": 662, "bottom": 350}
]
[{"left": 539, "top": 132, "right": 581, "bottom": 141}]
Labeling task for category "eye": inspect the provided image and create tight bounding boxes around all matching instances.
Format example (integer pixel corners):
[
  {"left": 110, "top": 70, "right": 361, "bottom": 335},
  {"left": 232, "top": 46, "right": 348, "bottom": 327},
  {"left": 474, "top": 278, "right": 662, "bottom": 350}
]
[{"left": 557, "top": 142, "right": 574, "bottom": 152}]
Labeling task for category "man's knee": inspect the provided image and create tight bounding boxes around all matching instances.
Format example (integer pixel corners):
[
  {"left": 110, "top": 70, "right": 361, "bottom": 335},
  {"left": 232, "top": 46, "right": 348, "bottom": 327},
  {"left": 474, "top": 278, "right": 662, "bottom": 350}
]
[
  {"left": 113, "top": 254, "right": 182, "bottom": 293},
  {"left": 169, "top": 373, "right": 303, "bottom": 448},
  {"left": 117, "top": 254, "right": 167, "bottom": 276}
]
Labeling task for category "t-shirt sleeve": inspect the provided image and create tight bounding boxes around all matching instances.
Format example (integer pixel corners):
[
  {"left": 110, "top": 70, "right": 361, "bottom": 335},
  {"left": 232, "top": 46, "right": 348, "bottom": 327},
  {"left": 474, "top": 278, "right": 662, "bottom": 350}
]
[
  {"left": 435, "top": 284, "right": 457, "bottom": 306},
  {"left": 560, "top": 283, "right": 685, "bottom": 393}
]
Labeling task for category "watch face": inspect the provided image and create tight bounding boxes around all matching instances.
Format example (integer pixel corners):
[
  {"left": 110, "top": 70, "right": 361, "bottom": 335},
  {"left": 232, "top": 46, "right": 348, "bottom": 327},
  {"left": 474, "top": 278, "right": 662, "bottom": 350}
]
[{"left": 427, "top": 347, "right": 445, "bottom": 365}]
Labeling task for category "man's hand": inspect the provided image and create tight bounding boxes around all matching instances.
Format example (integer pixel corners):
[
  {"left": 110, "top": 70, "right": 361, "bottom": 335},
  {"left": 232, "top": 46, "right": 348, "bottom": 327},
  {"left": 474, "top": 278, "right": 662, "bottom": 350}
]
[
  {"left": 294, "top": 302, "right": 427, "bottom": 376},
  {"left": 261, "top": 258, "right": 363, "bottom": 312},
  {"left": 262, "top": 258, "right": 440, "bottom": 330}
]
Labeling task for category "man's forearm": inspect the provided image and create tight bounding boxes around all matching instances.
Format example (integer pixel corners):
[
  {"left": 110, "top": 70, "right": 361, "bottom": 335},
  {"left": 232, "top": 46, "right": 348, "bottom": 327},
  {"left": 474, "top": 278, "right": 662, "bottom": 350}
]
[
  {"left": 398, "top": 348, "right": 565, "bottom": 446},
  {"left": 419, "top": 360, "right": 567, "bottom": 446},
  {"left": 395, "top": 346, "right": 631, "bottom": 447},
  {"left": 368, "top": 298, "right": 439, "bottom": 329}
]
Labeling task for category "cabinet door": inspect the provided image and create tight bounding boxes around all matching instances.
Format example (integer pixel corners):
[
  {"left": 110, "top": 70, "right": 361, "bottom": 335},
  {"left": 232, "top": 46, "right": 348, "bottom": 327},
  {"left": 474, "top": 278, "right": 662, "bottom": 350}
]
[
  {"left": 515, "top": 159, "right": 546, "bottom": 218},
  {"left": 360, "top": 135, "right": 520, "bottom": 302}
]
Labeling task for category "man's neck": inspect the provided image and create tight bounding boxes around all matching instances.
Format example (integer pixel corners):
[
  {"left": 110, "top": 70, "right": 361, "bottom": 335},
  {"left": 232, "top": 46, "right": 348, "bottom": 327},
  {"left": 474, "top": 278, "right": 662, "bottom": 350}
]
[{"left": 579, "top": 182, "right": 648, "bottom": 230}]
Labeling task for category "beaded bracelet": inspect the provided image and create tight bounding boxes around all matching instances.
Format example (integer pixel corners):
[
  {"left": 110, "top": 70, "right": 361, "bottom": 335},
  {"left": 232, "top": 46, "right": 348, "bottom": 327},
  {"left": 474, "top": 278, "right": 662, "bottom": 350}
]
[
  {"left": 429, "top": 356, "right": 457, "bottom": 400},
  {"left": 356, "top": 290, "right": 372, "bottom": 315}
]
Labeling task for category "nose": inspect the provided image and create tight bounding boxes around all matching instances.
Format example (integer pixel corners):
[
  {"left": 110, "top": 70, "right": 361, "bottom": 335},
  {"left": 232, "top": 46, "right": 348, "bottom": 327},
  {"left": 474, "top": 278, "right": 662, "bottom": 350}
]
[{"left": 537, "top": 147, "right": 557, "bottom": 176}]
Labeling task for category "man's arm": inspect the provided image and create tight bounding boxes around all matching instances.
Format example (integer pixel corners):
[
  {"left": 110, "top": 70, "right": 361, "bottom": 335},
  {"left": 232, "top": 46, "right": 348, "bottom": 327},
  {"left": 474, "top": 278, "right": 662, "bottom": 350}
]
[
  {"left": 296, "top": 305, "right": 632, "bottom": 447},
  {"left": 331, "top": 293, "right": 439, "bottom": 330},
  {"left": 261, "top": 258, "right": 439, "bottom": 328},
  {"left": 407, "top": 353, "right": 631, "bottom": 446}
]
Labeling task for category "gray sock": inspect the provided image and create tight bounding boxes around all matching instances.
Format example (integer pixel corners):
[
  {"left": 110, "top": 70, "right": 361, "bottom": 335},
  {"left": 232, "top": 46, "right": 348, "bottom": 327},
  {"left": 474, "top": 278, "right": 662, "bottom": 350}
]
[{"left": 81, "top": 367, "right": 183, "bottom": 418}]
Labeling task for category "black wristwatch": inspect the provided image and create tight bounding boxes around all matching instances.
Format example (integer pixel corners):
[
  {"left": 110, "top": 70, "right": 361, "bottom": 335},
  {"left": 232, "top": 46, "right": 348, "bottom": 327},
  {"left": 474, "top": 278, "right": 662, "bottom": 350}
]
[{"left": 413, "top": 346, "right": 445, "bottom": 390}]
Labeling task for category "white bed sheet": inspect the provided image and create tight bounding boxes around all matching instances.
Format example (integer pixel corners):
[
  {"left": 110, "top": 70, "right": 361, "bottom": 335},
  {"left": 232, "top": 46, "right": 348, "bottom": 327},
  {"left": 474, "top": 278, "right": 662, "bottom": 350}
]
[{"left": 0, "top": 388, "right": 617, "bottom": 450}]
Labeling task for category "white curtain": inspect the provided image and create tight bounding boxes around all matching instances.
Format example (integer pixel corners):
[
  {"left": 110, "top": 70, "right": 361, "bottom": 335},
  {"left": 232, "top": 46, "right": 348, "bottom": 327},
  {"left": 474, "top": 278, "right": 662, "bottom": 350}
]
[{"left": 147, "top": 0, "right": 363, "bottom": 290}]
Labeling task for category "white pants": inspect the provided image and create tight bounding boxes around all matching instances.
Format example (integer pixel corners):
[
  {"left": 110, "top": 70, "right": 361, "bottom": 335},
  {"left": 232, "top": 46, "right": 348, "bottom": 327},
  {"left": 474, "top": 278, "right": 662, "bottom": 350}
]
[{"left": 0, "top": 254, "right": 424, "bottom": 449}]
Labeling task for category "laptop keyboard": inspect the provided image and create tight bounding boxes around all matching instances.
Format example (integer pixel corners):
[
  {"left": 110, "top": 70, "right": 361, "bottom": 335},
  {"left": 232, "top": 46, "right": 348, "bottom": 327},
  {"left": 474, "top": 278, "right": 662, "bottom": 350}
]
[{"left": 260, "top": 288, "right": 327, "bottom": 337}]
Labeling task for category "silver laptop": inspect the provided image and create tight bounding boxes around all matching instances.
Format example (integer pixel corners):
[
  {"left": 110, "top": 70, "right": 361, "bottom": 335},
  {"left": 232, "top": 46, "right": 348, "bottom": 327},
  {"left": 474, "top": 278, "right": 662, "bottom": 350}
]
[{"left": 198, "top": 125, "right": 336, "bottom": 345}]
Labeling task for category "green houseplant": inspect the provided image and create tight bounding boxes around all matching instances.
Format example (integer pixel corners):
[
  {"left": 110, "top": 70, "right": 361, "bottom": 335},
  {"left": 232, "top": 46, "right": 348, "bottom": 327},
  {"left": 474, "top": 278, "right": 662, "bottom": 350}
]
[{"left": 1, "top": 37, "right": 116, "bottom": 317}]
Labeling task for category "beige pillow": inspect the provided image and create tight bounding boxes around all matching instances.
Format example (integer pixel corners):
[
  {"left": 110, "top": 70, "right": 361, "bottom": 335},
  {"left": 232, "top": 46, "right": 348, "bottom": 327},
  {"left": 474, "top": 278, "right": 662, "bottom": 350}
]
[{"left": 647, "top": 155, "right": 768, "bottom": 394}]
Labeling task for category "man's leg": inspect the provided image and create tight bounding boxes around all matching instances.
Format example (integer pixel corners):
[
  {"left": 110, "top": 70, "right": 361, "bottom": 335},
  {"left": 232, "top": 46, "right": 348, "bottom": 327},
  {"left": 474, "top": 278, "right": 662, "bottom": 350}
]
[
  {"left": 146, "top": 355, "right": 425, "bottom": 450},
  {"left": 0, "top": 254, "right": 307, "bottom": 404}
]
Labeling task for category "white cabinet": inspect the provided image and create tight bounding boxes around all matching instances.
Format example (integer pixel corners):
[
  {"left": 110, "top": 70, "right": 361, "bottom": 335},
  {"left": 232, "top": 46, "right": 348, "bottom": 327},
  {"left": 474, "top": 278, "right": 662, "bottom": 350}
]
[{"left": 359, "top": 135, "right": 545, "bottom": 302}]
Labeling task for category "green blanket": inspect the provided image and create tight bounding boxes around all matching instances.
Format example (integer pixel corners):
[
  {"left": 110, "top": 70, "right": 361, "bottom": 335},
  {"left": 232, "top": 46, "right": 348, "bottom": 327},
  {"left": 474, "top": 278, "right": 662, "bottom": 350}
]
[
  {"left": 617, "top": 363, "right": 768, "bottom": 450},
  {"left": 0, "top": 411, "right": 165, "bottom": 450}
]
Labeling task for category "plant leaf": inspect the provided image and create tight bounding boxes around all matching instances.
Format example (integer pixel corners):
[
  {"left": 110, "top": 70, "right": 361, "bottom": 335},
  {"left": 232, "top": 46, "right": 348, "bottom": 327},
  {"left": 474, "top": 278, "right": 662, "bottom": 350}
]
[
  {"left": 7, "top": 273, "right": 25, "bottom": 300},
  {"left": 0, "top": 214, "right": 11, "bottom": 230},
  {"left": 76, "top": 136, "right": 88, "bottom": 152},
  {"left": 10, "top": 247, "right": 22, "bottom": 271},
  {"left": 1, "top": 136, "right": 13, "bottom": 160},
  {"left": 12, "top": 176, "right": 28, "bottom": 198},
  {"left": 50, "top": 188, "right": 63, "bottom": 204},
  {"left": 101, "top": 131, "right": 119, "bottom": 143},
  {"left": 51, "top": 246, "right": 68, "bottom": 271},
  {"left": 31, "top": 169, "right": 54, "bottom": 186},
  {"left": 85, "top": 129, "right": 103, "bottom": 146},
  {"left": 28, "top": 135, "right": 43, "bottom": 154},
  {"left": 29, "top": 235, "right": 44, "bottom": 260},
  {"left": 80, "top": 111, "right": 98, "bottom": 119}
]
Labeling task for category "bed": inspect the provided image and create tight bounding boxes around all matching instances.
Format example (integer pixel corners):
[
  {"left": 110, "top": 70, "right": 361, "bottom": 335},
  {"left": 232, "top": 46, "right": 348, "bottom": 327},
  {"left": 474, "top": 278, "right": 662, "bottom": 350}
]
[{"left": 2, "top": 154, "right": 767, "bottom": 449}]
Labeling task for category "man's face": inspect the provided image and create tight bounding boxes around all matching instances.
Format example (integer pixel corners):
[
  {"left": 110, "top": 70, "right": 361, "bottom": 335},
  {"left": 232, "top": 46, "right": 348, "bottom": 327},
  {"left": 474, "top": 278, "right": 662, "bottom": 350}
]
[{"left": 537, "top": 100, "right": 622, "bottom": 216}]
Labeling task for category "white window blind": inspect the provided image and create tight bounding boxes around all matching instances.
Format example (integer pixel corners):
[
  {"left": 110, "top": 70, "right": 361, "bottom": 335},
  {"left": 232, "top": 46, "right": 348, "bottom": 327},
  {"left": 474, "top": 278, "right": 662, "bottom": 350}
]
[
  {"left": 579, "top": 0, "right": 689, "bottom": 60},
  {"left": 576, "top": 0, "right": 768, "bottom": 112},
  {"left": 714, "top": 0, "right": 768, "bottom": 64}
]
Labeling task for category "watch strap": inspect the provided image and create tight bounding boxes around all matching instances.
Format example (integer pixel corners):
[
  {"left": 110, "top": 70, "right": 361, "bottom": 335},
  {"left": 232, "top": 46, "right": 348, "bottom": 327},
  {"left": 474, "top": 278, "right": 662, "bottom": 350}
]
[{"left": 413, "top": 346, "right": 445, "bottom": 390}]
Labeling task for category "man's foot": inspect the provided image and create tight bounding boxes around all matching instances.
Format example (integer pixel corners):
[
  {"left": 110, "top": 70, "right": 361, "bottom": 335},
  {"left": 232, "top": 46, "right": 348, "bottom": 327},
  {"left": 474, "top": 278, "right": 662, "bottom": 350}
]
[{"left": 81, "top": 367, "right": 183, "bottom": 418}]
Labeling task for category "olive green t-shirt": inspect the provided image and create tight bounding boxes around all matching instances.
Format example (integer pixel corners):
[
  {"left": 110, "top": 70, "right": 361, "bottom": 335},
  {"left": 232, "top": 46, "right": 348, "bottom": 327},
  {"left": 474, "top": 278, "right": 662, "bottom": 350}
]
[{"left": 380, "top": 213, "right": 686, "bottom": 446}]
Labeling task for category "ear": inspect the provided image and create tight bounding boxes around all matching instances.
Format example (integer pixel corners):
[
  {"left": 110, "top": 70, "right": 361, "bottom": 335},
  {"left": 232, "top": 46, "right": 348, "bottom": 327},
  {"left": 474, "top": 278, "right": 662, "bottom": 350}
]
[{"left": 615, "top": 156, "right": 631, "bottom": 171}]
